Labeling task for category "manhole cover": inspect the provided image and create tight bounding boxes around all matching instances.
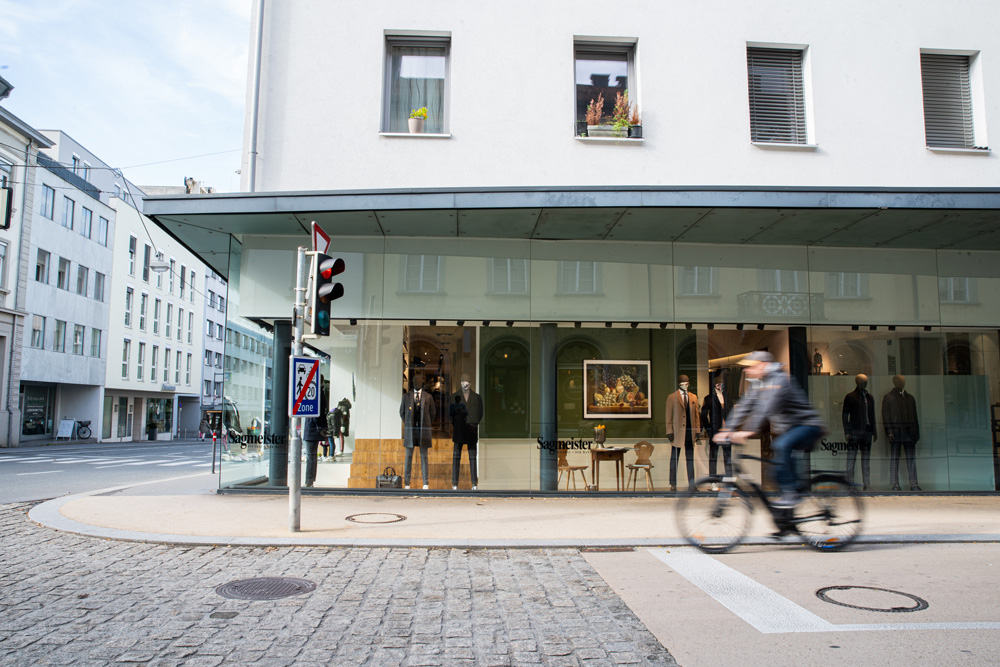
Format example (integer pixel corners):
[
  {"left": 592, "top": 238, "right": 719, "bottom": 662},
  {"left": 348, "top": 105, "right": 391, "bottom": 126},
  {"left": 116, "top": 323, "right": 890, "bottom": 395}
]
[
  {"left": 816, "top": 586, "right": 929, "bottom": 613},
  {"left": 215, "top": 577, "right": 316, "bottom": 600},
  {"left": 345, "top": 512, "right": 407, "bottom": 524}
]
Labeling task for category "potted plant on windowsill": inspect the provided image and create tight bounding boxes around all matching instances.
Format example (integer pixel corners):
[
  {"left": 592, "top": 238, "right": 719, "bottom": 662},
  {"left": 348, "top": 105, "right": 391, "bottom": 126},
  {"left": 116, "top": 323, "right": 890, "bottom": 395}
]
[
  {"left": 628, "top": 100, "right": 642, "bottom": 139},
  {"left": 585, "top": 93, "right": 617, "bottom": 138},
  {"left": 408, "top": 107, "right": 428, "bottom": 133}
]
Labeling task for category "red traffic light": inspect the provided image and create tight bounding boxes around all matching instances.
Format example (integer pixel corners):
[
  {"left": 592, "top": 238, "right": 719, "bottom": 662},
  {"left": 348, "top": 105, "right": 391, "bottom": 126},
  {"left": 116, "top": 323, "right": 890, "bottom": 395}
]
[{"left": 320, "top": 257, "right": 345, "bottom": 280}]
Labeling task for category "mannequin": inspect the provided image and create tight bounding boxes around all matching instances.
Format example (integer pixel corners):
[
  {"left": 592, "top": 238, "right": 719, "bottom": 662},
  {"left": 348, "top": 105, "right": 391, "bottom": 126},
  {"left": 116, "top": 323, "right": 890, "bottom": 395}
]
[
  {"left": 665, "top": 374, "right": 701, "bottom": 491},
  {"left": 450, "top": 373, "right": 483, "bottom": 490},
  {"left": 881, "top": 375, "right": 921, "bottom": 491},
  {"left": 400, "top": 374, "right": 435, "bottom": 489},
  {"left": 328, "top": 397, "right": 352, "bottom": 457},
  {"left": 701, "top": 371, "right": 730, "bottom": 489},
  {"left": 842, "top": 374, "right": 877, "bottom": 490},
  {"left": 813, "top": 349, "right": 823, "bottom": 374}
]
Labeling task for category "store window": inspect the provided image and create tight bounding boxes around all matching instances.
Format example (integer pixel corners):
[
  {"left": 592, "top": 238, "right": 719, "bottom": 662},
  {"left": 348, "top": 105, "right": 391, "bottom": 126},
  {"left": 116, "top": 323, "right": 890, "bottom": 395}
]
[
  {"left": 21, "top": 385, "right": 55, "bottom": 437},
  {"left": 383, "top": 35, "right": 449, "bottom": 134}
]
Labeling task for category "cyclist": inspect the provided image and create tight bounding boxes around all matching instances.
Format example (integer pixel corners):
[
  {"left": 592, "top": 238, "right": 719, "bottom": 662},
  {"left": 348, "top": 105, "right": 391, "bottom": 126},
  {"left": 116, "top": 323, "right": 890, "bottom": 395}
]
[{"left": 713, "top": 350, "right": 827, "bottom": 508}]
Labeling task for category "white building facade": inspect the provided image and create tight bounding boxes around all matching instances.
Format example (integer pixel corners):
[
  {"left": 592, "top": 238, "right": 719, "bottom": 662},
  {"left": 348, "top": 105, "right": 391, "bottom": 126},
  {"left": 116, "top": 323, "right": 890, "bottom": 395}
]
[{"left": 145, "top": 1, "right": 1000, "bottom": 493}]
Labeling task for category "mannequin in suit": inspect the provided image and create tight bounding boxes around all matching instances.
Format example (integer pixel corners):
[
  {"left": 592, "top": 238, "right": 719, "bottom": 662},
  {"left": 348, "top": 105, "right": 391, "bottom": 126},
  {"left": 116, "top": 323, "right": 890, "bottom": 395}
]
[
  {"left": 400, "top": 374, "right": 435, "bottom": 489},
  {"left": 701, "top": 371, "right": 730, "bottom": 484},
  {"left": 665, "top": 374, "right": 701, "bottom": 491},
  {"left": 842, "top": 374, "right": 877, "bottom": 490},
  {"left": 450, "top": 374, "right": 484, "bottom": 490},
  {"left": 881, "top": 375, "right": 921, "bottom": 491}
]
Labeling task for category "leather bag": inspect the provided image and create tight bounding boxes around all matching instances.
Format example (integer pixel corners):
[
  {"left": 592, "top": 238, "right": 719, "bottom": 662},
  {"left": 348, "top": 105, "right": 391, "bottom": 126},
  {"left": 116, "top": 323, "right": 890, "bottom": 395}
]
[{"left": 377, "top": 466, "right": 402, "bottom": 489}]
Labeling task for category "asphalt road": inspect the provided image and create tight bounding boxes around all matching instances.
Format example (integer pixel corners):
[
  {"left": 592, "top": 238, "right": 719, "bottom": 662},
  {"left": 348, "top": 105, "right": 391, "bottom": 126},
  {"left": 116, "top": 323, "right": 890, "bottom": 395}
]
[{"left": 0, "top": 440, "right": 216, "bottom": 503}]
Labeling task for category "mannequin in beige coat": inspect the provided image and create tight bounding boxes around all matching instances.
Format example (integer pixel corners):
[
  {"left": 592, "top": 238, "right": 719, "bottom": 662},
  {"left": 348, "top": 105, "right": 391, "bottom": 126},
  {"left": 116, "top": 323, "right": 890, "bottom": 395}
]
[{"left": 665, "top": 374, "right": 701, "bottom": 491}]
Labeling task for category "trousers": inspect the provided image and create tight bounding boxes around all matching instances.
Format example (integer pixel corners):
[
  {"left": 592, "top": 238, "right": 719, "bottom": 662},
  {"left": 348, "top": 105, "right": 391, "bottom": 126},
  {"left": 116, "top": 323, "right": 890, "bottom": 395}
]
[
  {"left": 889, "top": 438, "right": 918, "bottom": 488},
  {"left": 452, "top": 442, "right": 479, "bottom": 486},
  {"left": 771, "top": 425, "right": 822, "bottom": 494},
  {"left": 669, "top": 441, "right": 695, "bottom": 488},
  {"left": 707, "top": 439, "right": 733, "bottom": 477},
  {"left": 844, "top": 434, "right": 872, "bottom": 487},
  {"left": 404, "top": 446, "right": 429, "bottom": 486},
  {"left": 304, "top": 440, "right": 319, "bottom": 486}
]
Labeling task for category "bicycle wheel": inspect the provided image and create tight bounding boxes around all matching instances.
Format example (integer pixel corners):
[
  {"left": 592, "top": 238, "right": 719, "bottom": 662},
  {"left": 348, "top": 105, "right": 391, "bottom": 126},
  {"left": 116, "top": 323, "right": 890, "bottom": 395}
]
[
  {"left": 796, "top": 475, "right": 864, "bottom": 551},
  {"left": 77, "top": 426, "right": 91, "bottom": 439},
  {"left": 675, "top": 476, "right": 753, "bottom": 554}
]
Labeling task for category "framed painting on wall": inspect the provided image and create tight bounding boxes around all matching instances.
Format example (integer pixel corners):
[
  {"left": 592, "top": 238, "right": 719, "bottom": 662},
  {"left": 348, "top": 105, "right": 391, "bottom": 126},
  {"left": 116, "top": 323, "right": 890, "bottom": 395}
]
[{"left": 584, "top": 360, "right": 651, "bottom": 419}]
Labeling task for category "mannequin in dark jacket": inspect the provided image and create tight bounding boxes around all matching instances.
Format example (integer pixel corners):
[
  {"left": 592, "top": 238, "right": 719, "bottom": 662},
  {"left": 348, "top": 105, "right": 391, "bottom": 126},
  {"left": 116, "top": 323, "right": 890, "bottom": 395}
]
[
  {"left": 701, "top": 371, "right": 730, "bottom": 481},
  {"left": 842, "top": 374, "right": 877, "bottom": 490},
  {"left": 450, "top": 374, "right": 483, "bottom": 490},
  {"left": 881, "top": 375, "right": 921, "bottom": 491},
  {"left": 400, "top": 375, "right": 435, "bottom": 489},
  {"left": 303, "top": 378, "right": 329, "bottom": 488}
]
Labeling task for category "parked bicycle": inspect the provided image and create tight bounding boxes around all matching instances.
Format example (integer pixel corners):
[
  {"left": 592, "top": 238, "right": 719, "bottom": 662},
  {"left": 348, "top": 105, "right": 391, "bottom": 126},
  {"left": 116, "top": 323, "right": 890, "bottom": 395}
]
[
  {"left": 675, "top": 442, "right": 864, "bottom": 553},
  {"left": 75, "top": 420, "right": 92, "bottom": 440}
]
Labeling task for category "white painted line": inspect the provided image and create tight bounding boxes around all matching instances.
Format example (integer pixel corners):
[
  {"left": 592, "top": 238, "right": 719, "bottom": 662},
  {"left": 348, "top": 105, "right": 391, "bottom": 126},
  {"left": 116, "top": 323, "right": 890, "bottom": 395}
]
[
  {"left": 0, "top": 457, "right": 44, "bottom": 462},
  {"left": 51, "top": 458, "right": 111, "bottom": 463},
  {"left": 647, "top": 548, "right": 1000, "bottom": 634},
  {"left": 157, "top": 460, "right": 201, "bottom": 466},
  {"left": 93, "top": 461, "right": 144, "bottom": 468},
  {"left": 120, "top": 460, "right": 174, "bottom": 466},
  {"left": 86, "top": 459, "right": 135, "bottom": 464},
  {"left": 16, "top": 459, "right": 55, "bottom": 464},
  {"left": 647, "top": 547, "right": 834, "bottom": 633},
  {"left": 191, "top": 463, "right": 213, "bottom": 467},
  {"left": 17, "top": 470, "right": 64, "bottom": 476}
]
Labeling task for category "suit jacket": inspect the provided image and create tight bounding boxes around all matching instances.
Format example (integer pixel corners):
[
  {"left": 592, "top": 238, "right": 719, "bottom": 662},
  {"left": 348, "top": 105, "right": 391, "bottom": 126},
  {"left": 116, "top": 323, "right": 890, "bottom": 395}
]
[
  {"left": 400, "top": 390, "right": 435, "bottom": 448},
  {"left": 665, "top": 389, "right": 700, "bottom": 446},
  {"left": 453, "top": 389, "right": 484, "bottom": 425},
  {"left": 842, "top": 387, "right": 876, "bottom": 438},
  {"left": 881, "top": 389, "right": 919, "bottom": 443},
  {"left": 701, "top": 389, "right": 726, "bottom": 435}
]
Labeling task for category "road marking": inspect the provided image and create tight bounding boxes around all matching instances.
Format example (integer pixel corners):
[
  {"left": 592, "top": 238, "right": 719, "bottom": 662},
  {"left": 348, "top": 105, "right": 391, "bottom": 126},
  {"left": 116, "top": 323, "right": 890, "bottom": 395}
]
[
  {"left": 120, "top": 459, "right": 174, "bottom": 466},
  {"left": 16, "top": 459, "right": 55, "bottom": 463},
  {"left": 0, "top": 457, "right": 45, "bottom": 462},
  {"left": 51, "top": 458, "right": 112, "bottom": 463},
  {"left": 191, "top": 463, "right": 213, "bottom": 467},
  {"left": 646, "top": 547, "right": 1000, "bottom": 634},
  {"left": 157, "top": 460, "right": 202, "bottom": 466},
  {"left": 93, "top": 461, "right": 145, "bottom": 468},
  {"left": 17, "top": 470, "right": 64, "bottom": 476}
]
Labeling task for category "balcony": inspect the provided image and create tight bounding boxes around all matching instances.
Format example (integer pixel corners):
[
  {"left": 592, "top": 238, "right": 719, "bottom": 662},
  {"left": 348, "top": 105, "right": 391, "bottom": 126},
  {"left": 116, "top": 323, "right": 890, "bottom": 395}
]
[{"left": 737, "top": 291, "right": 823, "bottom": 322}]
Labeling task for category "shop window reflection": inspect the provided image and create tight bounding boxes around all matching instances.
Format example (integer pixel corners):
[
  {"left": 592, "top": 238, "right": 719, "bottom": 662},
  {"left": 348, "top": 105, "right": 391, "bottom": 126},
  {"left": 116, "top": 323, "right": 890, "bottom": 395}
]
[
  {"left": 488, "top": 258, "right": 528, "bottom": 295},
  {"left": 402, "top": 255, "right": 441, "bottom": 293},
  {"left": 557, "top": 261, "right": 600, "bottom": 295},
  {"left": 825, "top": 272, "right": 869, "bottom": 299},
  {"left": 482, "top": 339, "right": 530, "bottom": 438},
  {"left": 679, "top": 266, "right": 717, "bottom": 296}
]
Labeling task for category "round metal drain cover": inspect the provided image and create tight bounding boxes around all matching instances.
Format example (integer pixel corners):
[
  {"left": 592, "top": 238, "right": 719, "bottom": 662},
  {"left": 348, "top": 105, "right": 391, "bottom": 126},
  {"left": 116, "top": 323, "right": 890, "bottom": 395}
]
[
  {"left": 346, "top": 512, "right": 407, "bottom": 524},
  {"left": 215, "top": 577, "right": 316, "bottom": 600},
  {"left": 816, "top": 586, "right": 929, "bottom": 613}
]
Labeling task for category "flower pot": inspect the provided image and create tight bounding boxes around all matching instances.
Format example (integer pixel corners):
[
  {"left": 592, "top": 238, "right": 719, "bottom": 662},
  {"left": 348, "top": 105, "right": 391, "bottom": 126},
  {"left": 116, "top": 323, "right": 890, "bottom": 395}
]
[
  {"left": 576, "top": 120, "right": 588, "bottom": 137},
  {"left": 408, "top": 117, "right": 425, "bottom": 134},
  {"left": 628, "top": 125, "right": 643, "bottom": 139},
  {"left": 594, "top": 427, "right": 607, "bottom": 444},
  {"left": 587, "top": 124, "right": 627, "bottom": 138}
]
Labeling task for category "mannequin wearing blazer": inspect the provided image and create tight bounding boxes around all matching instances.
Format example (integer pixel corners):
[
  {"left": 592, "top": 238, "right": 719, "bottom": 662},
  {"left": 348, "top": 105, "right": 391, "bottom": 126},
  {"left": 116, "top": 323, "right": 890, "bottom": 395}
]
[
  {"left": 400, "top": 376, "right": 435, "bottom": 488},
  {"left": 665, "top": 375, "right": 701, "bottom": 491},
  {"left": 701, "top": 376, "right": 731, "bottom": 478},
  {"left": 842, "top": 374, "right": 877, "bottom": 490}
]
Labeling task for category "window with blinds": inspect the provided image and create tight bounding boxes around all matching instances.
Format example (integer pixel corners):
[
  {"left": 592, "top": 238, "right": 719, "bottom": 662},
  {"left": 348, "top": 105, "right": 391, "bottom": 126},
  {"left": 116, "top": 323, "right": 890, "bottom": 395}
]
[
  {"left": 747, "top": 47, "right": 807, "bottom": 144},
  {"left": 920, "top": 53, "right": 978, "bottom": 149}
]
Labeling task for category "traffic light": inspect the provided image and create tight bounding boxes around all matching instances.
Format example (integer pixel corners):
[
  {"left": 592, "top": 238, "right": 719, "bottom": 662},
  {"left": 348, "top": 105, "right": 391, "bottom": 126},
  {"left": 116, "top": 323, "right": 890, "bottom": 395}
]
[{"left": 312, "top": 253, "right": 345, "bottom": 336}]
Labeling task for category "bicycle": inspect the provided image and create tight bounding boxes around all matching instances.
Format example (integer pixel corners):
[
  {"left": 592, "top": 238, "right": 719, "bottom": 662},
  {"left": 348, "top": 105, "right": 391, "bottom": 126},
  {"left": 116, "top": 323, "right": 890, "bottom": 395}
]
[
  {"left": 76, "top": 420, "right": 92, "bottom": 440},
  {"left": 675, "top": 442, "right": 864, "bottom": 553}
]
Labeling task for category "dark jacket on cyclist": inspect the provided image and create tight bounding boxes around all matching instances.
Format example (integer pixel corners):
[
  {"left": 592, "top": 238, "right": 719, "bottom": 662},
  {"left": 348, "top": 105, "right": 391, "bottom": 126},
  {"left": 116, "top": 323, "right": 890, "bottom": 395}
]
[{"left": 726, "top": 363, "right": 826, "bottom": 438}]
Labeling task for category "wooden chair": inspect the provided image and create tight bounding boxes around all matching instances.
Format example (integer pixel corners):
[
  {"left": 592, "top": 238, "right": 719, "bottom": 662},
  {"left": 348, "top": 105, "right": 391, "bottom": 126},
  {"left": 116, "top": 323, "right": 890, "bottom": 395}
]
[
  {"left": 626, "top": 441, "right": 655, "bottom": 491},
  {"left": 557, "top": 448, "right": 588, "bottom": 490}
]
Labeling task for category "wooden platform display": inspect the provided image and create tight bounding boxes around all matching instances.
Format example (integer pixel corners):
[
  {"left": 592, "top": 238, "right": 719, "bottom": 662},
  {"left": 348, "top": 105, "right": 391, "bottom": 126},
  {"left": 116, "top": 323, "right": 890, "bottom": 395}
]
[{"left": 348, "top": 438, "right": 474, "bottom": 489}]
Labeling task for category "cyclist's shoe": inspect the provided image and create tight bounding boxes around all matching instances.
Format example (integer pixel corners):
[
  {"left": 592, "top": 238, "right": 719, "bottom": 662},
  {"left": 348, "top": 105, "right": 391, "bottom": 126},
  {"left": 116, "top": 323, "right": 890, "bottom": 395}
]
[
  {"left": 710, "top": 483, "right": 719, "bottom": 492},
  {"left": 770, "top": 528, "right": 794, "bottom": 539},
  {"left": 773, "top": 492, "right": 801, "bottom": 508}
]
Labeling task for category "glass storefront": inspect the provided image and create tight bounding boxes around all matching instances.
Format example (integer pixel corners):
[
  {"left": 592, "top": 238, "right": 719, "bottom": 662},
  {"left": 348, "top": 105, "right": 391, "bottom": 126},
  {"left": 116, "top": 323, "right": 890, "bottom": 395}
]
[{"left": 218, "top": 235, "right": 1000, "bottom": 493}]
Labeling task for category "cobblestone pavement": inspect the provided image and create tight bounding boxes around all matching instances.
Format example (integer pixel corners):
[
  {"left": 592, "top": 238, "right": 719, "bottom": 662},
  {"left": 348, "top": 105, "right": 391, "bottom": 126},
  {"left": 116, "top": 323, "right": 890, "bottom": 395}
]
[{"left": 0, "top": 503, "right": 677, "bottom": 666}]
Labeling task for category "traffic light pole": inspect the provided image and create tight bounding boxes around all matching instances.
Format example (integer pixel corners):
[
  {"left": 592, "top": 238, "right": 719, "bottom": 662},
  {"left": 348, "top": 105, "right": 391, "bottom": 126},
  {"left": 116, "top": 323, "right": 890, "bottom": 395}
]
[{"left": 288, "top": 246, "right": 308, "bottom": 532}]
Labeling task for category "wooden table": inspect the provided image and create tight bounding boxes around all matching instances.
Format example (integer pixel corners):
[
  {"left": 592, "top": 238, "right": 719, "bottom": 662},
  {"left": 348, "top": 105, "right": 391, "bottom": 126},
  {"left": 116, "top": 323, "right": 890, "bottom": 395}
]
[{"left": 590, "top": 447, "right": 627, "bottom": 491}]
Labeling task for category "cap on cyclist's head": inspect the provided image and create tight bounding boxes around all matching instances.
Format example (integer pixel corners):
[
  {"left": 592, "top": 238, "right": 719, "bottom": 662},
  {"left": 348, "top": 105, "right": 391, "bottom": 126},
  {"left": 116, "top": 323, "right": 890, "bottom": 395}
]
[{"left": 738, "top": 350, "right": 774, "bottom": 366}]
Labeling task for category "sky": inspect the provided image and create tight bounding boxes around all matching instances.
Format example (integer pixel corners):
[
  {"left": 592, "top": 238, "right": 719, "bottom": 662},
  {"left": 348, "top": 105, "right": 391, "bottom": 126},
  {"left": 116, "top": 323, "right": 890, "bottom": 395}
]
[{"left": 0, "top": 0, "right": 252, "bottom": 193}]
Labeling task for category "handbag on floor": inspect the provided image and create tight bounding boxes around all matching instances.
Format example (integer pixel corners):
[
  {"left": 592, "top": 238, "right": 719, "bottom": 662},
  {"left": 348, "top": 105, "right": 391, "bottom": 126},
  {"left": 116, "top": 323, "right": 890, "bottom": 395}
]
[{"left": 377, "top": 466, "right": 402, "bottom": 489}]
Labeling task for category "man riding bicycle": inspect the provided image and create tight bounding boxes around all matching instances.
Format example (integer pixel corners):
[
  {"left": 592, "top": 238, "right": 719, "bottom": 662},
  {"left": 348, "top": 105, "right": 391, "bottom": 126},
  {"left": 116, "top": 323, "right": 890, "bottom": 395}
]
[{"left": 714, "top": 351, "right": 827, "bottom": 508}]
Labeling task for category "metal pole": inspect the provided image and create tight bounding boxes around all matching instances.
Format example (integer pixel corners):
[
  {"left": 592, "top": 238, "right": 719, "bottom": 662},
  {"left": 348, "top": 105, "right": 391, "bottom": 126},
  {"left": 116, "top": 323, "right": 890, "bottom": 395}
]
[{"left": 289, "top": 246, "right": 307, "bottom": 532}]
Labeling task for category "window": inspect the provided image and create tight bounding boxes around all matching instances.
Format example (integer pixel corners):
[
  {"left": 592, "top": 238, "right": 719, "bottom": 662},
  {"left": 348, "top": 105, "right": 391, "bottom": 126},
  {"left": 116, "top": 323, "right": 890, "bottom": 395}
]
[
  {"left": 758, "top": 269, "right": 805, "bottom": 293},
  {"left": 175, "top": 351, "right": 182, "bottom": 384},
  {"left": 81, "top": 207, "right": 93, "bottom": 238},
  {"left": 680, "top": 266, "right": 718, "bottom": 296},
  {"left": 137, "top": 342, "right": 145, "bottom": 380},
  {"left": 143, "top": 244, "right": 151, "bottom": 282},
  {"left": 53, "top": 320, "right": 66, "bottom": 352},
  {"left": 186, "top": 354, "right": 192, "bottom": 385},
  {"left": 155, "top": 252, "right": 164, "bottom": 288},
  {"left": 747, "top": 46, "right": 807, "bottom": 144},
  {"left": 71, "top": 155, "right": 81, "bottom": 174},
  {"left": 57, "top": 258, "right": 71, "bottom": 290},
  {"left": 72, "top": 324, "right": 84, "bottom": 355},
  {"left": 90, "top": 328, "right": 101, "bottom": 357},
  {"left": 164, "top": 348, "right": 170, "bottom": 383},
  {"left": 204, "top": 380, "right": 211, "bottom": 396},
  {"left": 98, "top": 217, "right": 108, "bottom": 246},
  {"left": 205, "top": 350, "right": 211, "bottom": 366},
  {"left": 402, "top": 255, "right": 441, "bottom": 292},
  {"left": 139, "top": 294, "right": 148, "bottom": 330},
  {"left": 169, "top": 259, "right": 175, "bottom": 293},
  {"left": 557, "top": 261, "right": 601, "bottom": 295},
  {"left": 189, "top": 270, "right": 195, "bottom": 302},
  {"left": 61, "top": 196, "right": 74, "bottom": 229},
  {"left": 179, "top": 265, "right": 186, "bottom": 298},
  {"left": 128, "top": 237, "right": 137, "bottom": 275},
  {"left": 207, "top": 290, "right": 215, "bottom": 308},
  {"left": 41, "top": 185, "right": 55, "bottom": 219},
  {"left": 151, "top": 346, "right": 158, "bottom": 382},
  {"left": 153, "top": 299, "right": 161, "bottom": 334},
  {"left": 82, "top": 161, "right": 91, "bottom": 182},
  {"left": 574, "top": 41, "right": 634, "bottom": 128},
  {"left": 383, "top": 35, "right": 449, "bottom": 134},
  {"left": 214, "top": 382, "right": 222, "bottom": 398},
  {"left": 30, "top": 315, "right": 44, "bottom": 349},
  {"left": 921, "top": 52, "right": 984, "bottom": 149},
  {"left": 206, "top": 319, "right": 213, "bottom": 338},
  {"left": 177, "top": 308, "right": 183, "bottom": 340},
  {"left": 187, "top": 312, "right": 193, "bottom": 343},
  {"left": 940, "top": 276, "right": 976, "bottom": 303},
  {"left": 488, "top": 258, "right": 528, "bottom": 295},
  {"left": 825, "top": 272, "right": 869, "bottom": 299},
  {"left": 114, "top": 184, "right": 121, "bottom": 199},
  {"left": 166, "top": 304, "right": 172, "bottom": 335},
  {"left": 215, "top": 352, "right": 222, "bottom": 368},
  {"left": 0, "top": 241, "right": 7, "bottom": 289},
  {"left": 122, "top": 340, "right": 131, "bottom": 379},
  {"left": 124, "top": 287, "right": 134, "bottom": 326},
  {"left": 35, "top": 250, "right": 49, "bottom": 283},
  {"left": 94, "top": 272, "right": 105, "bottom": 301},
  {"left": 218, "top": 296, "right": 225, "bottom": 312},
  {"left": 216, "top": 323, "right": 223, "bottom": 339},
  {"left": 76, "top": 265, "right": 89, "bottom": 296}
]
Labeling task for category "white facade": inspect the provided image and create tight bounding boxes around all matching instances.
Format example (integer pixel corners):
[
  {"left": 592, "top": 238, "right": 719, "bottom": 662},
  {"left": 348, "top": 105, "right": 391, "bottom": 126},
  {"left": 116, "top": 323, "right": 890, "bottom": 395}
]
[
  {"left": 244, "top": 0, "right": 1000, "bottom": 192},
  {"left": 103, "top": 199, "right": 206, "bottom": 441},
  {"left": 203, "top": 269, "right": 227, "bottom": 413}
]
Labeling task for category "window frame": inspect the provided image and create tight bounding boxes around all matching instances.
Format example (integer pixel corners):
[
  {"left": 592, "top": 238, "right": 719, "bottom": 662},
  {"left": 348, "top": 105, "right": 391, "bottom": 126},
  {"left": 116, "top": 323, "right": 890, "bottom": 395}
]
[
  {"left": 573, "top": 39, "right": 636, "bottom": 128},
  {"left": 125, "top": 287, "right": 134, "bottom": 328},
  {"left": 90, "top": 328, "right": 101, "bottom": 358},
  {"left": 137, "top": 342, "right": 145, "bottom": 380},
  {"left": 41, "top": 185, "right": 55, "bottom": 220},
  {"left": 53, "top": 320, "right": 67, "bottom": 353},
  {"left": 30, "top": 315, "right": 45, "bottom": 349},
  {"left": 746, "top": 44, "right": 814, "bottom": 147},
  {"left": 57, "top": 258, "right": 71, "bottom": 290},
  {"left": 920, "top": 50, "right": 988, "bottom": 151},
  {"left": 35, "top": 249, "right": 49, "bottom": 283},
  {"left": 122, "top": 339, "right": 131, "bottom": 379},
  {"left": 381, "top": 33, "right": 452, "bottom": 135},
  {"left": 61, "top": 196, "right": 75, "bottom": 230}
]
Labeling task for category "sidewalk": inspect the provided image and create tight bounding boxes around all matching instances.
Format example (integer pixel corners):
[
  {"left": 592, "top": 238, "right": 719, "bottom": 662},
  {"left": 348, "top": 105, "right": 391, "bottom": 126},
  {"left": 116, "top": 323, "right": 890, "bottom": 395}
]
[{"left": 28, "top": 472, "right": 1000, "bottom": 548}]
